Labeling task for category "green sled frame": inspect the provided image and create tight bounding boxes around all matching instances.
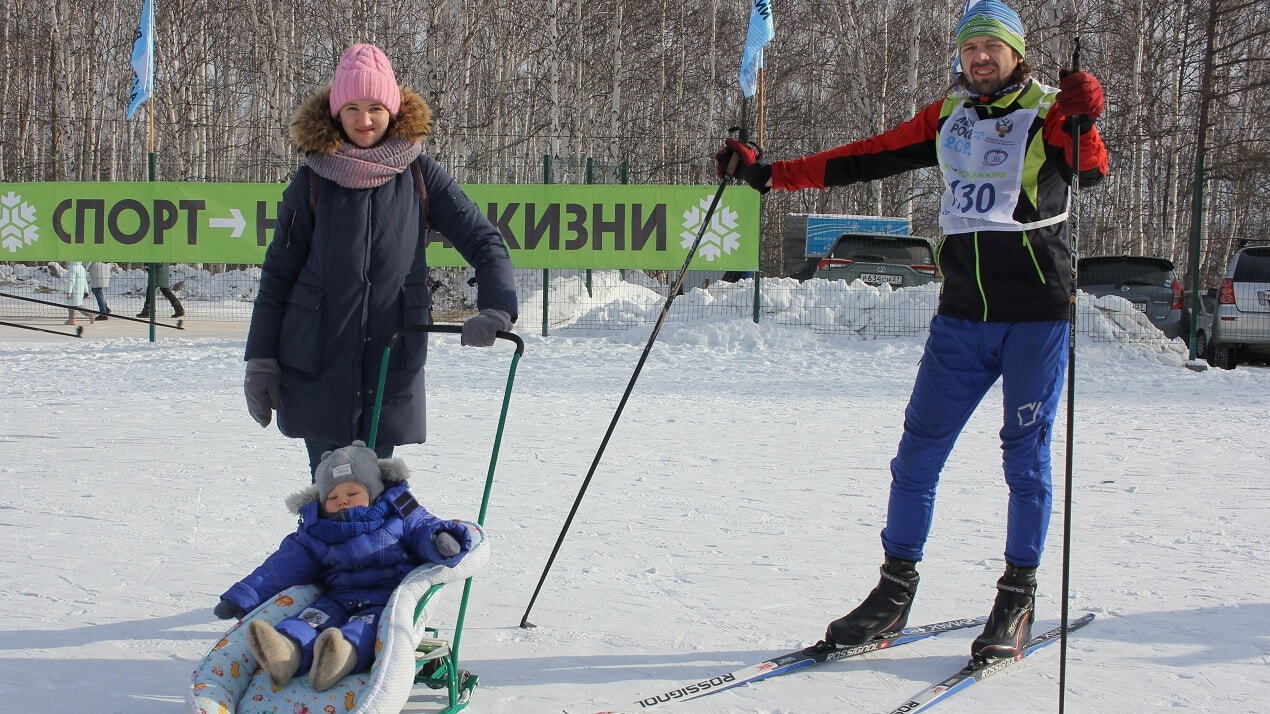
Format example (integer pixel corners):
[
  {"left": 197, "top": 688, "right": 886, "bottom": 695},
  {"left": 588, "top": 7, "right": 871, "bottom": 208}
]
[{"left": 368, "top": 324, "right": 524, "bottom": 713}]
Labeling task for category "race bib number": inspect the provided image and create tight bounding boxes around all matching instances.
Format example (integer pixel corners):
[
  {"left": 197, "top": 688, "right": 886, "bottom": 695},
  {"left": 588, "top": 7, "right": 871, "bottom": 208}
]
[{"left": 937, "top": 103, "right": 1038, "bottom": 233}]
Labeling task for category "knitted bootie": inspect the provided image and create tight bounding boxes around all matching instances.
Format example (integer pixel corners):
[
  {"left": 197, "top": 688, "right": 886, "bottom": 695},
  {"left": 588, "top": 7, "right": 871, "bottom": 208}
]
[
  {"left": 246, "top": 620, "right": 302, "bottom": 688},
  {"left": 309, "top": 627, "right": 359, "bottom": 691}
]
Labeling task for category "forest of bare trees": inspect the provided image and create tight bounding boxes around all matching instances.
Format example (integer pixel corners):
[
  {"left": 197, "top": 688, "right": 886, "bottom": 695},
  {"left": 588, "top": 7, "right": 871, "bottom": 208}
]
[{"left": 2, "top": 0, "right": 1266, "bottom": 284}]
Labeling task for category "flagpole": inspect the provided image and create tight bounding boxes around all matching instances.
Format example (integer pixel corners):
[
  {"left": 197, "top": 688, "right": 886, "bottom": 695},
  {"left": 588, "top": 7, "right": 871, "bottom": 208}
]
[
  {"left": 756, "top": 66, "right": 766, "bottom": 149},
  {"left": 147, "top": 99, "right": 155, "bottom": 181}
]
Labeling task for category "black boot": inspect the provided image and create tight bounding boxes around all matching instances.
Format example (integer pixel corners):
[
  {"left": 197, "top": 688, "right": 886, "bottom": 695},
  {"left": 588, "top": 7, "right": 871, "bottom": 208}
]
[
  {"left": 825, "top": 556, "right": 919, "bottom": 647},
  {"left": 971, "top": 564, "right": 1037, "bottom": 662},
  {"left": 162, "top": 287, "right": 185, "bottom": 317}
]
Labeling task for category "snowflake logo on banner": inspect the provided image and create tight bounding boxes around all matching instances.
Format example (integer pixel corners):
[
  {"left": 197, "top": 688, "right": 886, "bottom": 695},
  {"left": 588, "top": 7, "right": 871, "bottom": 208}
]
[
  {"left": 0, "top": 191, "right": 40, "bottom": 254},
  {"left": 680, "top": 196, "right": 741, "bottom": 262}
]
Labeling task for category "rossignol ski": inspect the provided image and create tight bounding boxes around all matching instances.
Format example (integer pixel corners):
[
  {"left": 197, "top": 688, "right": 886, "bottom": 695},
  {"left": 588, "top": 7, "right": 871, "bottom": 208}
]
[
  {"left": 570, "top": 616, "right": 987, "bottom": 714},
  {"left": 882, "top": 612, "right": 1096, "bottom": 714}
]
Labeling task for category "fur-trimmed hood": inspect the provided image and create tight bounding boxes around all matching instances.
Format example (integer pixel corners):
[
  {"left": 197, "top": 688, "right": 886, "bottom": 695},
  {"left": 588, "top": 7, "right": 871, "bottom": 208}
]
[
  {"left": 285, "top": 455, "right": 411, "bottom": 513},
  {"left": 288, "top": 85, "right": 433, "bottom": 155}
]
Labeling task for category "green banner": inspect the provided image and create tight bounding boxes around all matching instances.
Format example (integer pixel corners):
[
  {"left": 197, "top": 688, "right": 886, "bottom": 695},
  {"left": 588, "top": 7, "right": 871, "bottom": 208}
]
[{"left": 0, "top": 182, "right": 759, "bottom": 270}]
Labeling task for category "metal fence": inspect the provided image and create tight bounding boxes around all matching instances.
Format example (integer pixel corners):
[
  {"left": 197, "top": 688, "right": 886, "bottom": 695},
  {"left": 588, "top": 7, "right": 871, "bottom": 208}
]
[{"left": 0, "top": 262, "right": 1200, "bottom": 348}]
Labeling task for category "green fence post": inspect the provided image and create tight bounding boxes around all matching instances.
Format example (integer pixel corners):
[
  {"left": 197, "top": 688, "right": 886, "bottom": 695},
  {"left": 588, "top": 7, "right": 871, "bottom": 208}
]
[
  {"left": 542, "top": 155, "right": 551, "bottom": 337},
  {"left": 752, "top": 273, "right": 761, "bottom": 324},
  {"left": 147, "top": 142, "right": 157, "bottom": 341},
  {"left": 619, "top": 160, "right": 628, "bottom": 281},
  {"left": 584, "top": 157, "right": 593, "bottom": 297}
]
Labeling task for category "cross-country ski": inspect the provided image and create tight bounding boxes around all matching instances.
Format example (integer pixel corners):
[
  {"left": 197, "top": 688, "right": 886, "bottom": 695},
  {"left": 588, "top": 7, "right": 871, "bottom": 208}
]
[
  {"left": 882, "top": 613, "right": 1096, "bottom": 713},
  {"left": 570, "top": 616, "right": 987, "bottom": 713}
]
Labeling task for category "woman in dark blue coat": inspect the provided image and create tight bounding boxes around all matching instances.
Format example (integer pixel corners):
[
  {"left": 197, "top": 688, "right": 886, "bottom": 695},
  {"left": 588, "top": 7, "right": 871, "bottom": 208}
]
[{"left": 244, "top": 43, "right": 517, "bottom": 473}]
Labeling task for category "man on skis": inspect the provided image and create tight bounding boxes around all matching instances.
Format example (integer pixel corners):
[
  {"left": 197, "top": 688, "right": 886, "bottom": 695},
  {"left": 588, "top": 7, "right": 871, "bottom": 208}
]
[{"left": 714, "top": 0, "right": 1107, "bottom": 661}]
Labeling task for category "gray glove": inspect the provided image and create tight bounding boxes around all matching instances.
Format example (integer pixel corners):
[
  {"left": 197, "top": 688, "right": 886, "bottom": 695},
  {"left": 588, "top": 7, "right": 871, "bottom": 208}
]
[
  {"left": 213, "top": 599, "right": 245, "bottom": 620},
  {"left": 461, "top": 308, "right": 512, "bottom": 347},
  {"left": 433, "top": 531, "right": 462, "bottom": 558},
  {"left": 244, "top": 357, "right": 281, "bottom": 427}
]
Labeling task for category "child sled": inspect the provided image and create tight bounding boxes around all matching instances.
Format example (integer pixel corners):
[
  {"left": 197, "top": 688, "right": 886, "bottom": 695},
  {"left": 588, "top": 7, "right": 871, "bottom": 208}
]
[{"left": 188, "top": 324, "right": 523, "bottom": 714}]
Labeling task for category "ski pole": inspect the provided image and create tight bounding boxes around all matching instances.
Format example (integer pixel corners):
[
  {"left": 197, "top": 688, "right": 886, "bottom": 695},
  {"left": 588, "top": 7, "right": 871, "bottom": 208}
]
[
  {"left": 519, "top": 133, "right": 748, "bottom": 628},
  {"left": 0, "top": 318, "right": 83, "bottom": 338},
  {"left": 0, "top": 291, "right": 185, "bottom": 329},
  {"left": 1059, "top": 36, "right": 1081, "bottom": 714}
]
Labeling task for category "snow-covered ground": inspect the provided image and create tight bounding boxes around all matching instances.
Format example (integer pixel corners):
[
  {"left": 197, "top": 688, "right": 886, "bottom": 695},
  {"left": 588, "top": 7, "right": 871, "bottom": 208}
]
[{"left": 1, "top": 274, "right": 1266, "bottom": 713}]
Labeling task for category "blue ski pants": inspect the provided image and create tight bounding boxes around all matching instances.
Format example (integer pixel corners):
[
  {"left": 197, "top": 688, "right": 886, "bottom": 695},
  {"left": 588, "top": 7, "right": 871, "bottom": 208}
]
[{"left": 880, "top": 315, "right": 1068, "bottom": 568}]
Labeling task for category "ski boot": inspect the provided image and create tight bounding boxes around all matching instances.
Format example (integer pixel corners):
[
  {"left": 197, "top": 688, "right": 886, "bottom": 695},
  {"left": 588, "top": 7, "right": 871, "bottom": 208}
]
[
  {"left": 971, "top": 564, "right": 1036, "bottom": 662},
  {"left": 825, "top": 555, "right": 919, "bottom": 647}
]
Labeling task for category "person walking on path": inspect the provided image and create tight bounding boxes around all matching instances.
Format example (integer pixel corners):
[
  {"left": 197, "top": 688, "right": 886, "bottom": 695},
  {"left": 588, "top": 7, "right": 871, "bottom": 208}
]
[
  {"left": 715, "top": 0, "right": 1107, "bottom": 661},
  {"left": 88, "top": 261, "right": 112, "bottom": 320},
  {"left": 243, "top": 43, "right": 518, "bottom": 476},
  {"left": 63, "top": 261, "right": 93, "bottom": 325},
  {"left": 137, "top": 263, "right": 184, "bottom": 318}
]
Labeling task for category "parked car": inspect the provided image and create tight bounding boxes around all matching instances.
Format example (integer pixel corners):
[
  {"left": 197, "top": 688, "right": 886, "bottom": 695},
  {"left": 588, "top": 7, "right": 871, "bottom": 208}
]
[
  {"left": 1076, "top": 255, "right": 1185, "bottom": 339},
  {"left": 813, "top": 233, "right": 939, "bottom": 287},
  {"left": 1208, "top": 243, "right": 1270, "bottom": 369}
]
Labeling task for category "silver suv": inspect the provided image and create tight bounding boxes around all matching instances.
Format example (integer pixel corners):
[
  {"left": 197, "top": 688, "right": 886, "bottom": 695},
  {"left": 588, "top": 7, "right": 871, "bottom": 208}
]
[
  {"left": 813, "top": 233, "right": 939, "bottom": 287},
  {"left": 1208, "top": 244, "right": 1270, "bottom": 369}
]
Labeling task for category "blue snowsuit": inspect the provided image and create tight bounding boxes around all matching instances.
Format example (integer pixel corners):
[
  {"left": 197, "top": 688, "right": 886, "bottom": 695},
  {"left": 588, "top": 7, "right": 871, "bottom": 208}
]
[{"left": 220, "top": 482, "right": 470, "bottom": 673}]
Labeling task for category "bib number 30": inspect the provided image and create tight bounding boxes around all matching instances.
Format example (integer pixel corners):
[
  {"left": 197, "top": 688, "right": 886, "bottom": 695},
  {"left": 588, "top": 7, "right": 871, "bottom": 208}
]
[{"left": 948, "top": 180, "right": 997, "bottom": 214}]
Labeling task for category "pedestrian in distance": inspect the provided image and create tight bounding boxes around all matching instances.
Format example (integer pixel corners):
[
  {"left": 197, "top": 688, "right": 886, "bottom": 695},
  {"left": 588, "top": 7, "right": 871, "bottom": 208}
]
[
  {"left": 63, "top": 261, "right": 94, "bottom": 325},
  {"left": 87, "top": 261, "right": 112, "bottom": 320},
  {"left": 137, "top": 263, "right": 185, "bottom": 318},
  {"left": 715, "top": 0, "right": 1108, "bottom": 662},
  {"left": 211, "top": 442, "right": 474, "bottom": 691},
  {"left": 244, "top": 43, "right": 518, "bottom": 475}
]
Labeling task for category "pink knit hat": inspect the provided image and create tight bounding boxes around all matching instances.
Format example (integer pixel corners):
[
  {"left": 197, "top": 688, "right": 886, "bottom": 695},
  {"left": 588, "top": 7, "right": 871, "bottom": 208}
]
[{"left": 328, "top": 43, "right": 401, "bottom": 118}]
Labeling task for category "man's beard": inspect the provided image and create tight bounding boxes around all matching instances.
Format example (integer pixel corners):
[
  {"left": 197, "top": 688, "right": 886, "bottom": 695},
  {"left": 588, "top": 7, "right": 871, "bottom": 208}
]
[{"left": 967, "top": 65, "right": 1006, "bottom": 94}]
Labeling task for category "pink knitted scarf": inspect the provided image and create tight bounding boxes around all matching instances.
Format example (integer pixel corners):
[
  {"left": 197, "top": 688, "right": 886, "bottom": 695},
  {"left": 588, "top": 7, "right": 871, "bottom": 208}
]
[{"left": 305, "top": 137, "right": 422, "bottom": 189}]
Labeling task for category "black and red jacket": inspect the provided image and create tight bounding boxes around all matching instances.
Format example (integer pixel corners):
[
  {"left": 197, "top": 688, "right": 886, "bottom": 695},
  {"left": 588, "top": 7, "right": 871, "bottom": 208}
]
[{"left": 771, "top": 79, "right": 1108, "bottom": 322}]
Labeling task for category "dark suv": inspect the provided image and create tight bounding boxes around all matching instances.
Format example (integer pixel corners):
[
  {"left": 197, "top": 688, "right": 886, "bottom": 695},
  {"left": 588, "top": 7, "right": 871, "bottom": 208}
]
[
  {"left": 812, "top": 233, "right": 939, "bottom": 288},
  {"left": 1077, "top": 255, "right": 1185, "bottom": 339},
  {"left": 1208, "top": 244, "right": 1270, "bottom": 369}
]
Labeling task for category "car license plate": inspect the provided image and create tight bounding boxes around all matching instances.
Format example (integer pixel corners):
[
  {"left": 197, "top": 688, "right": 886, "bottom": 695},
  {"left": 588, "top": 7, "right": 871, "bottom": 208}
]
[
  {"left": 862, "top": 273, "right": 903, "bottom": 285},
  {"left": 1131, "top": 302, "right": 1147, "bottom": 312}
]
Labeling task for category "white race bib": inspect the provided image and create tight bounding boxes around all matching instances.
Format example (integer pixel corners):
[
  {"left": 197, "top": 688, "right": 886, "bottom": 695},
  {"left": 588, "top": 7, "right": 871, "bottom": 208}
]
[{"left": 937, "top": 102, "right": 1049, "bottom": 234}]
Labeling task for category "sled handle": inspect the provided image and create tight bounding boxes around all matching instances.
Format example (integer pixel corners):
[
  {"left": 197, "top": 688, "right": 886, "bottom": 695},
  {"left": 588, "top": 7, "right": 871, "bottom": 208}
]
[{"left": 368, "top": 324, "right": 523, "bottom": 524}]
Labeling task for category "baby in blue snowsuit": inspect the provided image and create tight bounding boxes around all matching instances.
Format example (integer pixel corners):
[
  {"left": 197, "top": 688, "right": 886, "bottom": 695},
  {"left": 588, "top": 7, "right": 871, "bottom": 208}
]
[{"left": 213, "top": 441, "right": 473, "bottom": 691}]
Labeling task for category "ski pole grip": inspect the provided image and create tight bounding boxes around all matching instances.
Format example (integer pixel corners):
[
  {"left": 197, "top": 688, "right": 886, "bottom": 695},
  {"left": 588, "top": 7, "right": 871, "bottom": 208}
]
[{"left": 724, "top": 126, "right": 746, "bottom": 178}]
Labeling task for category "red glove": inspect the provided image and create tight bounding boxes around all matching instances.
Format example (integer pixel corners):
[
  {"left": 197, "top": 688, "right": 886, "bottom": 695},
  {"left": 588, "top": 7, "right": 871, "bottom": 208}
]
[
  {"left": 714, "top": 138, "right": 760, "bottom": 179},
  {"left": 1057, "top": 70, "right": 1104, "bottom": 120},
  {"left": 713, "top": 138, "right": 771, "bottom": 193}
]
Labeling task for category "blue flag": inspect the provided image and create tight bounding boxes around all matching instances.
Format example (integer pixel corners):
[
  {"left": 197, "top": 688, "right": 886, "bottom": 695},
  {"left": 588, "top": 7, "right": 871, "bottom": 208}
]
[
  {"left": 739, "top": 0, "right": 774, "bottom": 98},
  {"left": 127, "top": 0, "right": 154, "bottom": 120}
]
